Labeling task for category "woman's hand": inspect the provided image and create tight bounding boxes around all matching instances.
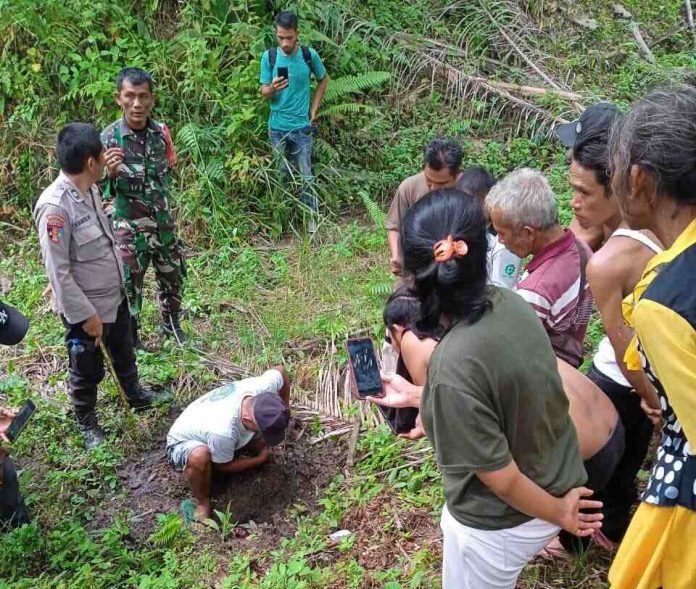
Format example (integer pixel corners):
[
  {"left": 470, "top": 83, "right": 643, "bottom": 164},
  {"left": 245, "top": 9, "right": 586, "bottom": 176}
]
[
  {"left": 640, "top": 398, "right": 661, "bottom": 428},
  {"left": 368, "top": 373, "right": 422, "bottom": 409},
  {"left": 557, "top": 487, "right": 603, "bottom": 537}
]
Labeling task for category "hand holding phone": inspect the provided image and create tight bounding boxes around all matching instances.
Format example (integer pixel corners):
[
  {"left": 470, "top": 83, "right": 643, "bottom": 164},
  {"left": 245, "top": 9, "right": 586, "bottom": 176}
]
[
  {"left": 277, "top": 66, "right": 289, "bottom": 82},
  {"left": 346, "top": 338, "right": 384, "bottom": 399},
  {"left": 0, "top": 407, "right": 17, "bottom": 443},
  {"left": 3, "top": 400, "right": 36, "bottom": 443}
]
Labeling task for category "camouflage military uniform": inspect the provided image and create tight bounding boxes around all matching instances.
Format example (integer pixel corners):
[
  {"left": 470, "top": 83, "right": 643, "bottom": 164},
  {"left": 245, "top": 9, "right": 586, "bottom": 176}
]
[{"left": 100, "top": 118, "right": 184, "bottom": 320}]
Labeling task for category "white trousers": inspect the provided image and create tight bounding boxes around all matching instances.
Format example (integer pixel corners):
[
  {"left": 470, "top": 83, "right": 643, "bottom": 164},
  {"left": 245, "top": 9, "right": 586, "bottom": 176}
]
[{"left": 440, "top": 504, "right": 559, "bottom": 589}]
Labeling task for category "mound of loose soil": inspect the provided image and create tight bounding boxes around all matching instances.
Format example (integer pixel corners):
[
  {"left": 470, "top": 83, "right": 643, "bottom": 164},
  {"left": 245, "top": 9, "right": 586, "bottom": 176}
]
[{"left": 91, "top": 413, "right": 346, "bottom": 544}]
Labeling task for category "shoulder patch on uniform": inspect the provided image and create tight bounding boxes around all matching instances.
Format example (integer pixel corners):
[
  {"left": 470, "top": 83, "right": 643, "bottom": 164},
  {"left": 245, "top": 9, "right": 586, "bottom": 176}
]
[{"left": 46, "top": 213, "right": 65, "bottom": 242}]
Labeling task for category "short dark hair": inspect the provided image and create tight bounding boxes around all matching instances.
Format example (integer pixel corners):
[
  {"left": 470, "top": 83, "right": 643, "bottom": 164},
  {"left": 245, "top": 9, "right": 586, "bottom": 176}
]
[
  {"left": 401, "top": 189, "right": 490, "bottom": 330},
  {"left": 275, "top": 10, "right": 298, "bottom": 30},
  {"left": 459, "top": 166, "right": 497, "bottom": 200},
  {"left": 383, "top": 288, "right": 443, "bottom": 340},
  {"left": 116, "top": 67, "right": 154, "bottom": 93},
  {"left": 572, "top": 131, "right": 612, "bottom": 192},
  {"left": 423, "top": 138, "right": 463, "bottom": 174},
  {"left": 56, "top": 123, "right": 103, "bottom": 174}
]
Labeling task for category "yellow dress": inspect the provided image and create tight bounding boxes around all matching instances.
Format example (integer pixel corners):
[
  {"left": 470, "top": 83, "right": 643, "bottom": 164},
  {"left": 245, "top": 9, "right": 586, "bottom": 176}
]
[{"left": 609, "top": 218, "right": 696, "bottom": 589}]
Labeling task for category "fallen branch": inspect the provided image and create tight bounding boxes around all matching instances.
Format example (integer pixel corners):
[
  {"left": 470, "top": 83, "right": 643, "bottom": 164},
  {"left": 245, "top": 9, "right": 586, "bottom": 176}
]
[
  {"left": 441, "top": 61, "right": 571, "bottom": 124},
  {"left": 686, "top": 0, "right": 696, "bottom": 49},
  {"left": 480, "top": 3, "right": 564, "bottom": 91},
  {"left": 629, "top": 22, "right": 656, "bottom": 64},
  {"left": 468, "top": 76, "right": 583, "bottom": 102},
  {"left": 309, "top": 425, "right": 353, "bottom": 445}
]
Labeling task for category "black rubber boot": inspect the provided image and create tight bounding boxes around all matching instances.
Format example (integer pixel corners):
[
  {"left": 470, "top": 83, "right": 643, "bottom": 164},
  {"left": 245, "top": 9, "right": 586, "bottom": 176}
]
[
  {"left": 77, "top": 412, "right": 106, "bottom": 450},
  {"left": 123, "top": 383, "right": 171, "bottom": 411},
  {"left": 160, "top": 312, "right": 187, "bottom": 345}
]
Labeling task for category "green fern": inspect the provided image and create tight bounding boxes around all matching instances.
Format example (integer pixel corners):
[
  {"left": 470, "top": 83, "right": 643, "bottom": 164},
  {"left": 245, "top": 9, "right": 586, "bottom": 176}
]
[
  {"left": 318, "top": 103, "right": 381, "bottom": 118},
  {"left": 313, "top": 136, "right": 340, "bottom": 162},
  {"left": 176, "top": 124, "right": 201, "bottom": 159},
  {"left": 359, "top": 191, "right": 387, "bottom": 230},
  {"left": 370, "top": 282, "right": 393, "bottom": 296},
  {"left": 147, "top": 513, "right": 186, "bottom": 548},
  {"left": 323, "top": 71, "right": 391, "bottom": 102}
]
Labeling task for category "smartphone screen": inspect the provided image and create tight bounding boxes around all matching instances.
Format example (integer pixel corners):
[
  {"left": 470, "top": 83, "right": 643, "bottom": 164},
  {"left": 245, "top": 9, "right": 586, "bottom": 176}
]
[
  {"left": 6, "top": 400, "right": 36, "bottom": 443},
  {"left": 346, "top": 339, "right": 383, "bottom": 398},
  {"left": 277, "top": 66, "right": 289, "bottom": 81}
]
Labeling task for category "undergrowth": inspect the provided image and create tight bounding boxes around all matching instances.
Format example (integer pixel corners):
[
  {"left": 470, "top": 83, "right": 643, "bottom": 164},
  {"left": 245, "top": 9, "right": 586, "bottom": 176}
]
[{"left": 0, "top": 0, "right": 690, "bottom": 587}]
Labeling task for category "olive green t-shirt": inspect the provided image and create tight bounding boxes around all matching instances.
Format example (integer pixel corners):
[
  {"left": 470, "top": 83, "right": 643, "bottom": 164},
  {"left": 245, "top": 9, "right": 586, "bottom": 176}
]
[{"left": 420, "top": 286, "right": 586, "bottom": 530}]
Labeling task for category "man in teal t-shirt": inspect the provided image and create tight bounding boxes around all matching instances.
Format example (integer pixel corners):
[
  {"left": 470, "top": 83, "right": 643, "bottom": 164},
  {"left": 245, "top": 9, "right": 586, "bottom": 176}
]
[{"left": 260, "top": 10, "right": 329, "bottom": 228}]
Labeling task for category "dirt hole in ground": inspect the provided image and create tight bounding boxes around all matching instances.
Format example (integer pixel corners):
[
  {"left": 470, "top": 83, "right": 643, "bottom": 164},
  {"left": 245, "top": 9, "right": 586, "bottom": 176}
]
[{"left": 92, "top": 414, "right": 346, "bottom": 543}]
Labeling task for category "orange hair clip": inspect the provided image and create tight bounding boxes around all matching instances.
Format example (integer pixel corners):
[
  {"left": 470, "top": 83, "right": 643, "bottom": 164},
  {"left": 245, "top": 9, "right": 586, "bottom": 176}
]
[{"left": 433, "top": 235, "right": 468, "bottom": 262}]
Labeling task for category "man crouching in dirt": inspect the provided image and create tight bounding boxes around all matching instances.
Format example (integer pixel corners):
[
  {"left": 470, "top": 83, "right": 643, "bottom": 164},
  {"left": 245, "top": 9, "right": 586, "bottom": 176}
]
[{"left": 166, "top": 366, "right": 291, "bottom": 521}]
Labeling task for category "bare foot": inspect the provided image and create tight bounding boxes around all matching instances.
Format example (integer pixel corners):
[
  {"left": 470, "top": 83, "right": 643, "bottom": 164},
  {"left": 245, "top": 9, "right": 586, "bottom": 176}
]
[
  {"left": 537, "top": 536, "right": 570, "bottom": 561},
  {"left": 194, "top": 500, "right": 211, "bottom": 522}
]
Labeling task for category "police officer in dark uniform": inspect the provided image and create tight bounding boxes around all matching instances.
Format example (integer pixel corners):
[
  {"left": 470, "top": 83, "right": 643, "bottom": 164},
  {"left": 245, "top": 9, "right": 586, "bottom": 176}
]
[{"left": 34, "top": 123, "right": 165, "bottom": 449}]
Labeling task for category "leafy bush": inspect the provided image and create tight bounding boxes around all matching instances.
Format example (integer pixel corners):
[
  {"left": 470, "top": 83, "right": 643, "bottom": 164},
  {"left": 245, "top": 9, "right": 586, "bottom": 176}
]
[{"left": 0, "top": 0, "right": 391, "bottom": 241}]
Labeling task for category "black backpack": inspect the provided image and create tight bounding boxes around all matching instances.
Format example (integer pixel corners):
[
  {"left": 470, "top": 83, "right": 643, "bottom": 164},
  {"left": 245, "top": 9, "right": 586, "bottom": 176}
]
[{"left": 269, "top": 46, "right": 316, "bottom": 77}]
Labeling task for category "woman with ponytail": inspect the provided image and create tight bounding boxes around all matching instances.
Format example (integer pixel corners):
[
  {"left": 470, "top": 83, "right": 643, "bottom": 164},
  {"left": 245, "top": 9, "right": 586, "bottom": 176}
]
[{"left": 371, "top": 188, "right": 602, "bottom": 589}]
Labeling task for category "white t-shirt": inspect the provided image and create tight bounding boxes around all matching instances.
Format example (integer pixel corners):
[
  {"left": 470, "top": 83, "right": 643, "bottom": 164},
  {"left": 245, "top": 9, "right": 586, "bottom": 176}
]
[
  {"left": 487, "top": 232, "right": 522, "bottom": 289},
  {"left": 166, "top": 369, "right": 284, "bottom": 463}
]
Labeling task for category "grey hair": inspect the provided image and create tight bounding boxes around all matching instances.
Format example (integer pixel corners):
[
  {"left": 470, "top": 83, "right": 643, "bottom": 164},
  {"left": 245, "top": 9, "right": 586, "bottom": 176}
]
[
  {"left": 610, "top": 85, "right": 696, "bottom": 205},
  {"left": 485, "top": 168, "right": 559, "bottom": 229}
]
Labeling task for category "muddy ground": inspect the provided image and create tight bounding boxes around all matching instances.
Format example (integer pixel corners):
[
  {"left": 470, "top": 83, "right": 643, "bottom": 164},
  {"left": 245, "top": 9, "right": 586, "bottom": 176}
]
[{"left": 90, "top": 409, "right": 347, "bottom": 550}]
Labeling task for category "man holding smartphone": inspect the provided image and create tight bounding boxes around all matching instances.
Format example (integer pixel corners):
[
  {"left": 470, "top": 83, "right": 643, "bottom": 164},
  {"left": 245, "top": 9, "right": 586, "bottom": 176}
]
[
  {"left": 0, "top": 301, "right": 31, "bottom": 529},
  {"left": 260, "top": 10, "right": 330, "bottom": 232}
]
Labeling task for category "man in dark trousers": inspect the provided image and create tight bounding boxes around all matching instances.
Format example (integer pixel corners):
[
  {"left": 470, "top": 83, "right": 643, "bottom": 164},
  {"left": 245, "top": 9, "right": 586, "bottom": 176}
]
[
  {"left": 34, "top": 123, "right": 165, "bottom": 449},
  {"left": 0, "top": 301, "right": 30, "bottom": 529},
  {"left": 101, "top": 68, "right": 186, "bottom": 347},
  {"left": 260, "top": 10, "right": 329, "bottom": 232}
]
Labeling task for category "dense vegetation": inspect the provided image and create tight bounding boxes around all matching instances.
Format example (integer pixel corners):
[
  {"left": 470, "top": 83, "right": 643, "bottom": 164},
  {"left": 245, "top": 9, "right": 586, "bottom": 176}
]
[{"left": 0, "top": 0, "right": 694, "bottom": 587}]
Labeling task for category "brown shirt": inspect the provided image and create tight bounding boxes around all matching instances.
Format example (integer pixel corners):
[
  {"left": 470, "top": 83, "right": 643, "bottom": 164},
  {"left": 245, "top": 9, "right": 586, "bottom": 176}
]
[{"left": 386, "top": 171, "right": 467, "bottom": 231}]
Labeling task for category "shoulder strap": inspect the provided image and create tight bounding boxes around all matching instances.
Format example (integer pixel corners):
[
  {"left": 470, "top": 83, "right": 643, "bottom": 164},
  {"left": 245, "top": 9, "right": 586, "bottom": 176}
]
[
  {"left": 301, "top": 46, "right": 314, "bottom": 73},
  {"left": 574, "top": 239, "right": 589, "bottom": 310},
  {"left": 612, "top": 228, "right": 663, "bottom": 254},
  {"left": 269, "top": 47, "right": 277, "bottom": 71}
]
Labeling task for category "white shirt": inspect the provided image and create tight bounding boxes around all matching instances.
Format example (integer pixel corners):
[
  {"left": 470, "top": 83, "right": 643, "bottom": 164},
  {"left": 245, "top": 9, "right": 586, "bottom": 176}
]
[
  {"left": 166, "top": 370, "right": 283, "bottom": 463},
  {"left": 487, "top": 232, "right": 523, "bottom": 289}
]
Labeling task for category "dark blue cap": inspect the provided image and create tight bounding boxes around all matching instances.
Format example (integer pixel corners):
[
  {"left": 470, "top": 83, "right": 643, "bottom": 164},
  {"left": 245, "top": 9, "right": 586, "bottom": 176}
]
[{"left": 253, "top": 393, "right": 290, "bottom": 446}]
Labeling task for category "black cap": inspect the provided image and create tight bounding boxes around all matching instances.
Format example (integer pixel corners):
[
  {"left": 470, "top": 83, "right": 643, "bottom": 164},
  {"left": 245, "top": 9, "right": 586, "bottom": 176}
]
[
  {"left": 555, "top": 103, "right": 621, "bottom": 148},
  {"left": 253, "top": 393, "right": 290, "bottom": 447},
  {"left": 0, "top": 301, "right": 29, "bottom": 346}
]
